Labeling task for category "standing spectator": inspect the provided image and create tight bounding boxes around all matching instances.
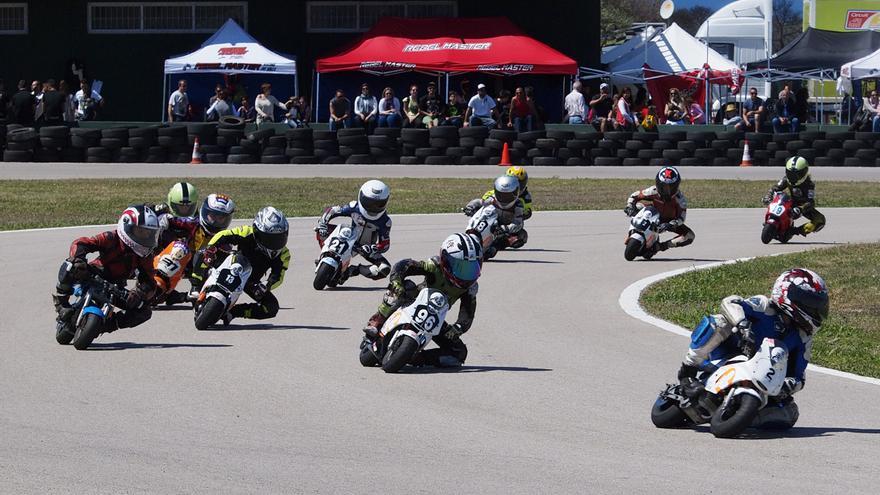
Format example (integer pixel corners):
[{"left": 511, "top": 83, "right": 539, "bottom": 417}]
[
  {"left": 794, "top": 87, "right": 810, "bottom": 125},
  {"left": 59, "top": 80, "right": 75, "bottom": 123},
  {"left": 508, "top": 87, "right": 536, "bottom": 132},
  {"left": 296, "top": 96, "right": 311, "bottom": 126},
  {"left": 0, "top": 79, "right": 9, "bottom": 122},
  {"left": 353, "top": 83, "right": 378, "bottom": 133},
  {"left": 772, "top": 88, "right": 798, "bottom": 133},
  {"left": 864, "top": 89, "right": 880, "bottom": 132},
  {"left": 641, "top": 104, "right": 659, "bottom": 132},
  {"left": 167, "top": 79, "right": 189, "bottom": 122},
  {"left": 458, "top": 79, "right": 473, "bottom": 105},
  {"left": 32, "top": 80, "right": 45, "bottom": 124},
  {"left": 419, "top": 82, "right": 443, "bottom": 128},
  {"left": 685, "top": 96, "right": 705, "bottom": 124},
  {"left": 465, "top": 83, "right": 497, "bottom": 128},
  {"left": 526, "top": 86, "right": 547, "bottom": 127},
  {"left": 496, "top": 89, "right": 512, "bottom": 127},
  {"left": 402, "top": 84, "right": 426, "bottom": 128},
  {"left": 377, "top": 87, "right": 402, "bottom": 128},
  {"left": 615, "top": 87, "right": 636, "bottom": 130},
  {"left": 664, "top": 89, "right": 687, "bottom": 125},
  {"left": 237, "top": 96, "right": 256, "bottom": 123},
  {"left": 632, "top": 86, "right": 648, "bottom": 116},
  {"left": 737, "top": 87, "right": 765, "bottom": 132},
  {"left": 441, "top": 90, "right": 465, "bottom": 127},
  {"left": 588, "top": 82, "right": 613, "bottom": 132},
  {"left": 10, "top": 80, "right": 35, "bottom": 126},
  {"left": 564, "top": 81, "right": 587, "bottom": 124},
  {"left": 608, "top": 94, "right": 621, "bottom": 129},
  {"left": 722, "top": 103, "right": 742, "bottom": 127},
  {"left": 255, "top": 83, "right": 288, "bottom": 125},
  {"left": 74, "top": 79, "right": 103, "bottom": 121},
  {"left": 40, "top": 79, "right": 66, "bottom": 125},
  {"left": 206, "top": 89, "right": 235, "bottom": 121},
  {"left": 328, "top": 89, "right": 351, "bottom": 131}
]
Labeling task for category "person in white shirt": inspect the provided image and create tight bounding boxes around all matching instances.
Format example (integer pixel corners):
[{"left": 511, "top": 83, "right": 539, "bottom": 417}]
[
  {"left": 464, "top": 83, "right": 497, "bottom": 128},
  {"left": 377, "top": 87, "right": 402, "bottom": 128},
  {"left": 167, "top": 79, "right": 189, "bottom": 122},
  {"left": 74, "top": 79, "right": 104, "bottom": 121},
  {"left": 205, "top": 89, "right": 236, "bottom": 121},
  {"left": 616, "top": 87, "right": 636, "bottom": 130},
  {"left": 354, "top": 83, "right": 378, "bottom": 133},
  {"left": 564, "top": 81, "right": 587, "bottom": 124},
  {"left": 865, "top": 89, "right": 880, "bottom": 132},
  {"left": 254, "top": 83, "right": 288, "bottom": 125}
]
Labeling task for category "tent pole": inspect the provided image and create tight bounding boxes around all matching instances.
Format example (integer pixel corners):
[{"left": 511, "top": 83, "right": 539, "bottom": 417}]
[
  {"left": 161, "top": 74, "right": 167, "bottom": 123},
  {"left": 445, "top": 72, "right": 450, "bottom": 98},
  {"left": 315, "top": 72, "right": 320, "bottom": 124}
]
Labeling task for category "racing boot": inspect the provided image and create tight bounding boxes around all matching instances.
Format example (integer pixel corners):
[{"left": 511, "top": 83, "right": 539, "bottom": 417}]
[
  {"left": 362, "top": 312, "right": 386, "bottom": 341},
  {"left": 53, "top": 292, "right": 75, "bottom": 323},
  {"left": 657, "top": 240, "right": 671, "bottom": 252},
  {"left": 221, "top": 312, "right": 235, "bottom": 326},
  {"left": 164, "top": 290, "right": 189, "bottom": 306}
]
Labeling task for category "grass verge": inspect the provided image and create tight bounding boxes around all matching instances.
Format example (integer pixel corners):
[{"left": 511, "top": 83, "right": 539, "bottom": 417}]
[
  {"left": 1, "top": 178, "right": 878, "bottom": 231},
  {"left": 641, "top": 243, "right": 880, "bottom": 378}
]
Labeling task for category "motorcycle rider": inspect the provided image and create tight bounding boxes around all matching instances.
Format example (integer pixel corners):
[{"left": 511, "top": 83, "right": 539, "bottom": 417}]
[
  {"left": 464, "top": 175, "right": 524, "bottom": 259},
  {"left": 362, "top": 233, "right": 482, "bottom": 368},
  {"left": 153, "top": 182, "right": 199, "bottom": 218},
  {"left": 677, "top": 268, "right": 829, "bottom": 429},
  {"left": 763, "top": 156, "right": 825, "bottom": 237},
  {"left": 53, "top": 205, "right": 160, "bottom": 335},
  {"left": 315, "top": 180, "right": 392, "bottom": 282},
  {"left": 483, "top": 166, "right": 532, "bottom": 220},
  {"left": 624, "top": 166, "right": 694, "bottom": 252},
  {"left": 200, "top": 206, "right": 290, "bottom": 323}
]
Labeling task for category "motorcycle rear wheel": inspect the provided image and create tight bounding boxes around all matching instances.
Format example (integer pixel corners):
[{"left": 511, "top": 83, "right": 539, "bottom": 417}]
[
  {"left": 651, "top": 395, "right": 690, "bottom": 428},
  {"left": 381, "top": 334, "right": 419, "bottom": 373},
  {"left": 359, "top": 341, "right": 380, "bottom": 367},
  {"left": 761, "top": 223, "right": 776, "bottom": 244},
  {"left": 313, "top": 263, "right": 335, "bottom": 291},
  {"left": 624, "top": 238, "right": 642, "bottom": 261},
  {"left": 710, "top": 393, "right": 761, "bottom": 438},
  {"left": 194, "top": 297, "right": 225, "bottom": 330},
  {"left": 72, "top": 313, "right": 103, "bottom": 350}
]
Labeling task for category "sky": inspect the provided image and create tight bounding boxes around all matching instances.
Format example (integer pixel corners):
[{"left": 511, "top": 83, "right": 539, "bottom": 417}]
[{"left": 673, "top": 0, "right": 803, "bottom": 12}]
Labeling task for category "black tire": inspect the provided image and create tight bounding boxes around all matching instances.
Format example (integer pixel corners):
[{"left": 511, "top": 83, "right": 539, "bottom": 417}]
[
  {"left": 261, "top": 154, "right": 288, "bottom": 164},
  {"left": 7, "top": 127, "right": 37, "bottom": 142},
  {"left": 158, "top": 125, "right": 187, "bottom": 137},
  {"left": 381, "top": 334, "right": 419, "bottom": 373},
  {"left": 761, "top": 223, "right": 776, "bottom": 244},
  {"left": 3, "top": 150, "right": 32, "bottom": 161},
  {"left": 39, "top": 126, "right": 69, "bottom": 138},
  {"left": 219, "top": 115, "right": 246, "bottom": 129},
  {"left": 624, "top": 238, "right": 642, "bottom": 261},
  {"left": 313, "top": 262, "right": 336, "bottom": 291},
  {"left": 55, "top": 319, "right": 74, "bottom": 345},
  {"left": 101, "top": 127, "right": 129, "bottom": 139},
  {"left": 194, "top": 298, "right": 225, "bottom": 330},
  {"left": 359, "top": 344, "right": 380, "bottom": 367},
  {"left": 651, "top": 395, "right": 689, "bottom": 428},
  {"left": 227, "top": 153, "right": 256, "bottom": 164},
  {"left": 72, "top": 312, "right": 103, "bottom": 350},
  {"left": 710, "top": 393, "right": 761, "bottom": 438}
]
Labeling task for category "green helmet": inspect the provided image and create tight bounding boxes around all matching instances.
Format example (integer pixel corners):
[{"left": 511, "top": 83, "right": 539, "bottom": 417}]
[
  {"left": 167, "top": 182, "right": 198, "bottom": 217},
  {"left": 785, "top": 156, "right": 810, "bottom": 186}
]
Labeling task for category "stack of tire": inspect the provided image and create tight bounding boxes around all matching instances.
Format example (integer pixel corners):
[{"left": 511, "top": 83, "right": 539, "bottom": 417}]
[
  {"left": 425, "top": 126, "right": 461, "bottom": 165},
  {"left": 336, "top": 128, "right": 373, "bottom": 164},
  {"left": 156, "top": 125, "right": 189, "bottom": 163},
  {"left": 226, "top": 127, "right": 270, "bottom": 164},
  {"left": 399, "top": 128, "right": 435, "bottom": 164},
  {"left": 214, "top": 116, "right": 245, "bottom": 162},
  {"left": 457, "top": 126, "right": 489, "bottom": 165},
  {"left": 368, "top": 128, "right": 400, "bottom": 164},
  {"left": 313, "top": 130, "right": 342, "bottom": 164},
  {"left": 285, "top": 128, "right": 316, "bottom": 164},
  {"left": 839, "top": 132, "right": 878, "bottom": 167},
  {"left": 260, "top": 133, "right": 289, "bottom": 164},
  {"left": 559, "top": 131, "right": 597, "bottom": 166},
  {"left": 4, "top": 126, "right": 38, "bottom": 162}
]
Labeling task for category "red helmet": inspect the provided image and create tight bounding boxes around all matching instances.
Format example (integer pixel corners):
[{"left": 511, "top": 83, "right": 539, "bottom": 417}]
[
  {"left": 771, "top": 268, "right": 829, "bottom": 335},
  {"left": 117, "top": 204, "right": 160, "bottom": 257}
]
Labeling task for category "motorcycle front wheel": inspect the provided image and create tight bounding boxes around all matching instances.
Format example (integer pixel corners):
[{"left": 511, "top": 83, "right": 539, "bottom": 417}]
[
  {"left": 710, "top": 393, "right": 761, "bottom": 438},
  {"left": 56, "top": 318, "right": 75, "bottom": 345},
  {"left": 651, "top": 394, "right": 690, "bottom": 428},
  {"left": 194, "top": 297, "right": 225, "bottom": 330},
  {"left": 761, "top": 223, "right": 776, "bottom": 244},
  {"left": 359, "top": 341, "right": 380, "bottom": 367},
  {"left": 72, "top": 312, "right": 103, "bottom": 350},
  {"left": 381, "top": 334, "right": 419, "bottom": 373},
  {"left": 624, "top": 238, "right": 642, "bottom": 261},
  {"left": 313, "top": 263, "right": 335, "bottom": 291}
]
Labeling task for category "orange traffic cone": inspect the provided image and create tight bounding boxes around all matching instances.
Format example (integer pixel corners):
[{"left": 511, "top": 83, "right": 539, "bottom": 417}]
[
  {"left": 499, "top": 141, "right": 512, "bottom": 166},
  {"left": 190, "top": 136, "right": 203, "bottom": 165},
  {"left": 739, "top": 139, "right": 753, "bottom": 167}
]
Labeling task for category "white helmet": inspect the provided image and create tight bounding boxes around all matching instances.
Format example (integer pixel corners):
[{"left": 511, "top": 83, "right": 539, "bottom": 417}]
[
  {"left": 493, "top": 175, "right": 520, "bottom": 209},
  {"left": 439, "top": 233, "right": 482, "bottom": 289},
  {"left": 358, "top": 179, "right": 390, "bottom": 220},
  {"left": 253, "top": 206, "right": 289, "bottom": 259},
  {"left": 117, "top": 204, "right": 160, "bottom": 257},
  {"left": 199, "top": 193, "right": 236, "bottom": 235}
]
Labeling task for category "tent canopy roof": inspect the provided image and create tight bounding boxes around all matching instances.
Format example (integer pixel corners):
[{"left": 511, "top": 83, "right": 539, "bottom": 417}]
[
  {"left": 747, "top": 27, "right": 880, "bottom": 72},
  {"left": 315, "top": 17, "right": 577, "bottom": 75},
  {"left": 696, "top": 0, "right": 768, "bottom": 39},
  {"left": 842, "top": 46, "right": 880, "bottom": 81},
  {"left": 164, "top": 19, "right": 296, "bottom": 75}
]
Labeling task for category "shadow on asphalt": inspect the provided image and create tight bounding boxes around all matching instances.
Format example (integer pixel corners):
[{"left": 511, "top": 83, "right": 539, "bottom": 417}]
[
  {"left": 152, "top": 305, "right": 194, "bottom": 311},
  {"left": 405, "top": 365, "right": 553, "bottom": 374},
  {"left": 88, "top": 342, "right": 232, "bottom": 350},
  {"left": 776, "top": 241, "right": 841, "bottom": 245},
  {"left": 692, "top": 425, "right": 880, "bottom": 439},
  {"left": 327, "top": 286, "right": 386, "bottom": 292},
  {"left": 488, "top": 259, "right": 562, "bottom": 264},
  {"left": 513, "top": 248, "right": 571, "bottom": 253},
  {"left": 207, "top": 323, "right": 348, "bottom": 331},
  {"left": 640, "top": 258, "right": 726, "bottom": 263}
]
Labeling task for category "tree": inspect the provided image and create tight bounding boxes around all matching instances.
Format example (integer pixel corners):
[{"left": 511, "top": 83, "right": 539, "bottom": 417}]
[
  {"left": 670, "top": 6, "right": 713, "bottom": 35},
  {"left": 773, "top": 0, "right": 803, "bottom": 52},
  {"left": 601, "top": 0, "right": 662, "bottom": 47}
]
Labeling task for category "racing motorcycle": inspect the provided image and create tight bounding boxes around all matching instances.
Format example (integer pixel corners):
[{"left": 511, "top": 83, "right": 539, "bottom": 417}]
[
  {"left": 55, "top": 262, "right": 132, "bottom": 350},
  {"left": 313, "top": 218, "right": 365, "bottom": 290},
  {"left": 624, "top": 205, "right": 662, "bottom": 261},
  {"left": 761, "top": 191, "right": 795, "bottom": 244},
  {"left": 464, "top": 203, "right": 499, "bottom": 251},
  {"left": 650, "top": 316, "right": 790, "bottom": 438},
  {"left": 359, "top": 286, "right": 450, "bottom": 373},
  {"left": 193, "top": 251, "right": 252, "bottom": 330},
  {"left": 152, "top": 239, "right": 195, "bottom": 304}
]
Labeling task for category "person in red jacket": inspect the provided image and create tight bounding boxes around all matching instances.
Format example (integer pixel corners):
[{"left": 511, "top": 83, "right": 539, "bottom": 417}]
[{"left": 54, "top": 205, "right": 161, "bottom": 334}]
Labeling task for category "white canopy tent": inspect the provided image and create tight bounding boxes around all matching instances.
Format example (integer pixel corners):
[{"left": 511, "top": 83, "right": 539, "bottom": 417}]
[{"left": 841, "top": 47, "right": 880, "bottom": 82}]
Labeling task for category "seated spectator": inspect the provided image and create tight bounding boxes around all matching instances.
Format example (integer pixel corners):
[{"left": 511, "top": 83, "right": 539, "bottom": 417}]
[
  {"left": 283, "top": 96, "right": 305, "bottom": 128},
  {"left": 641, "top": 104, "right": 659, "bottom": 132},
  {"left": 865, "top": 89, "right": 880, "bottom": 132},
  {"left": 496, "top": 89, "right": 512, "bottom": 127},
  {"left": 10, "top": 80, "right": 35, "bottom": 126},
  {"left": 402, "top": 84, "right": 426, "bottom": 128},
  {"left": 465, "top": 83, "right": 497, "bottom": 128},
  {"left": 254, "top": 83, "right": 287, "bottom": 125},
  {"left": 237, "top": 96, "right": 256, "bottom": 123},
  {"left": 441, "top": 91, "right": 465, "bottom": 127},
  {"left": 737, "top": 87, "right": 765, "bottom": 132},
  {"left": 354, "top": 83, "right": 378, "bottom": 133},
  {"left": 328, "top": 89, "right": 351, "bottom": 131},
  {"left": 419, "top": 82, "right": 444, "bottom": 128},
  {"left": 296, "top": 96, "right": 311, "bottom": 126},
  {"left": 664, "top": 89, "right": 686, "bottom": 125},
  {"left": 588, "top": 82, "right": 613, "bottom": 132},
  {"left": 615, "top": 87, "right": 636, "bottom": 130},
  {"left": 608, "top": 94, "right": 621, "bottom": 130},
  {"left": 772, "top": 88, "right": 798, "bottom": 133},
  {"left": 508, "top": 86, "right": 536, "bottom": 132},
  {"left": 206, "top": 89, "right": 235, "bottom": 121},
  {"left": 565, "top": 81, "right": 587, "bottom": 124},
  {"left": 377, "top": 87, "right": 402, "bottom": 128},
  {"left": 722, "top": 102, "right": 742, "bottom": 127},
  {"left": 685, "top": 96, "right": 705, "bottom": 124}
]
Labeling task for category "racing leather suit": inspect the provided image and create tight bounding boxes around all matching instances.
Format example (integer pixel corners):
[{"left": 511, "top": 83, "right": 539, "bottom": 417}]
[
  {"left": 769, "top": 176, "right": 824, "bottom": 235},
  {"left": 627, "top": 186, "right": 694, "bottom": 248},
  {"left": 368, "top": 257, "right": 478, "bottom": 366},
  {"left": 466, "top": 195, "right": 526, "bottom": 253},
  {"left": 317, "top": 201, "right": 392, "bottom": 280},
  {"left": 202, "top": 225, "right": 290, "bottom": 320}
]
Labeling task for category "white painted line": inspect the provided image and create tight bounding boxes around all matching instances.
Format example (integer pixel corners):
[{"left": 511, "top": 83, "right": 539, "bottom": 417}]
[{"left": 619, "top": 258, "right": 880, "bottom": 387}]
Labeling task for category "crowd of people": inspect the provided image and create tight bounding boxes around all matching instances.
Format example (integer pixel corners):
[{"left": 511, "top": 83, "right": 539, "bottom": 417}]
[
  {"left": 166, "top": 78, "right": 311, "bottom": 127},
  {"left": 0, "top": 78, "right": 104, "bottom": 126},
  {"left": 562, "top": 81, "right": 682, "bottom": 133}
]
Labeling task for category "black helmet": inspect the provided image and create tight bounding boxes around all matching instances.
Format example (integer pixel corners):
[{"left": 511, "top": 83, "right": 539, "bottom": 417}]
[
  {"left": 253, "top": 206, "right": 289, "bottom": 259},
  {"left": 655, "top": 166, "right": 681, "bottom": 200}
]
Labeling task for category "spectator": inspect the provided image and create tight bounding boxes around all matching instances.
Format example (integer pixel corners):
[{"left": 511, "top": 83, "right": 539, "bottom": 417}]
[
  {"left": 508, "top": 86, "right": 536, "bottom": 132},
  {"left": 459, "top": 79, "right": 473, "bottom": 105},
  {"left": 588, "top": 82, "right": 613, "bottom": 132},
  {"left": 722, "top": 102, "right": 742, "bottom": 127},
  {"left": 526, "top": 86, "right": 547, "bottom": 127},
  {"left": 564, "top": 81, "right": 587, "bottom": 124},
  {"left": 641, "top": 104, "right": 659, "bottom": 132},
  {"left": 377, "top": 87, "right": 402, "bottom": 128},
  {"left": 419, "top": 82, "right": 444, "bottom": 128},
  {"left": 40, "top": 79, "right": 66, "bottom": 125},
  {"left": 608, "top": 94, "right": 621, "bottom": 130},
  {"left": 441, "top": 90, "right": 465, "bottom": 127},
  {"left": 402, "top": 84, "right": 426, "bottom": 128},
  {"left": 58, "top": 80, "right": 75, "bottom": 123},
  {"left": 296, "top": 96, "right": 311, "bottom": 126},
  {"left": 74, "top": 79, "right": 103, "bottom": 121},
  {"left": 237, "top": 95, "right": 256, "bottom": 123},
  {"left": 496, "top": 89, "right": 512, "bottom": 127},
  {"left": 464, "top": 83, "right": 498, "bottom": 128},
  {"left": 615, "top": 87, "right": 636, "bottom": 130},
  {"left": 328, "top": 89, "right": 351, "bottom": 131},
  {"left": 208, "top": 84, "right": 224, "bottom": 107},
  {"left": 10, "top": 80, "right": 34, "bottom": 126},
  {"left": 865, "top": 89, "right": 880, "bottom": 132},
  {"left": 255, "top": 83, "right": 288, "bottom": 125},
  {"left": 632, "top": 86, "right": 648, "bottom": 116},
  {"left": 353, "top": 83, "right": 378, "bottom": 133},
  {"left": 206, "top": 84, "right": 234, "bottom": 121},
  {"left": 32, "top": 80, "right": 44, "bottom": 124},
  {"left": 794, "top": 87, "right": 810, "bottom": 124},
  {"left": 737, "top": 87, "right": 765, "bottom": 132},
  {"left": 0, "top": 79, "right": 9, "bottom": 122},
  {"left": 167, "top": 79, "right": 189, "bottom": 122},
  {"left": 664, "top": 89, "right": 686, "bottom": 125},
  {"left": 685, "top": 96, "right": 705, "bottom": 124},
  {"left": 772, "top": 88, "right": 798, "bottom": 133}
]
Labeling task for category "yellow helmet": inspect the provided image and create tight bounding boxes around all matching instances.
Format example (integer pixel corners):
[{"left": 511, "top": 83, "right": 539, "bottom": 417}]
[
  {"left": 785, "top": 156, "right": 809, "bottom": 186},
  {"left": 506, "top": 166, "right": 528, "bottom": 190}
]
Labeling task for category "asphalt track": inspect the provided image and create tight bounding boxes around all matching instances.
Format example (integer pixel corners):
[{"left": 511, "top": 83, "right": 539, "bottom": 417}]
[
  {"left": 2, "top": 162, "right": 880, "bottom": 181},
  {"left": 2, "top": 209, "right": 879, "bottom": 494}
]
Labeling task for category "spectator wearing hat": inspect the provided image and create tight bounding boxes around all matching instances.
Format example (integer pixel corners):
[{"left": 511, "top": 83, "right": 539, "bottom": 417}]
[
  {"left": 354, "top": 83, "right": 378, "bottom": 133},
  {"left": 588, "top": 83, "right": 613, "bottom": 132},
  {"left": 565, "top": 81, "right": 587, "bottom": 124},
  {"left": 722, "top": 102, "right": 742, "bottom": 127},
  {"left": 465, "top": 83, "right": 498, "bottom": 128}
]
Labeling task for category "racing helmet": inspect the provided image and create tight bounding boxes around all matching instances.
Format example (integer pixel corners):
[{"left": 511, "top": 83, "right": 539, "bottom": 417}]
[
  {"left": 439, "top": 233, "right": 482, "bottom": 289},
  {"left": 493, "top": 175, "right": 520, "bottom": 209},
  {"left": 199, "top": 194, "right": 235, "bottom": 236},
  {"left": 771, "top": 268, "right": 829, "bottom": 335},
  {"left": 506, "top": 166, "right": 528, "bottom": 191},
  {"left": 357, "top": 180, "right": 390, "bottom": 220},
  {"left": 117, "top": 204, "right": 160, "bottom": 258},
  {"left": 253, "top": 206, "right": 289, "bottom": 259},
  {"left": 785, "top": 156, "right": 810, "bottom": 186},
  {"left": 167, "top": 182, "right": 198, "bottom": 217},
  {"left": 655, "top": 166, "right": 681, "bottom": 200}
]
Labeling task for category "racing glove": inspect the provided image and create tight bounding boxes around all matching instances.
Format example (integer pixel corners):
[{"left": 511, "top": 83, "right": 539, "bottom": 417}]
[
  {"left": 125, "top": 289, "right": 144, "bottom": 310},
  {"left": 736, "top": 320, "right": 756, "bottom": 357},
  {"left": 791, "top": 207, "right": 802, "bottom": 219},
  {"left": 442, "top": 323, "right": 467, "bottom": 341},
  {"left": 623, "top": 203, "right": 637, "bottom": 217},
  {"left": 779, "top": 377, "right": 801, "bottom": 399},
  {"left": 761, "top": 194, "right": 772, "bottom": 206},
  {"left": 462, "top": 204, "right": 478, "bottom": 217},
  {"left": 315, "top": 223, "right": 329, "bottom": 238},
  {"left": 66, "top": 257, "right": 89, "bottom": 280},
  {"left": 389, "top": 279, "right": 405, "bottom": 297},
  {"left": 152, "top": 202, "right": 171, "bottom": 216}
]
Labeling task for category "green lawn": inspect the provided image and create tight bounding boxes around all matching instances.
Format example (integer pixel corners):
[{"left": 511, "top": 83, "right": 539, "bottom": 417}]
[
  {"left": 1, "top": 177, "right": 878, "bottom": 231},
  {"left": 641, "top": 244, "right": 880, "bottom": 378}
]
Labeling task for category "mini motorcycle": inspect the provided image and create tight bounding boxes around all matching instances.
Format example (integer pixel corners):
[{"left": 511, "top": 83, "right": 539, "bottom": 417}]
[
  {"left": 624, "top": 205, "right": 662, "bottom": 261},
  {"left": 55, "top": 262, "right": 131, "bottom": 350},
  {"left": 465, "top": 203, "right": 499, "bottom": 251},
  {"left": 650, "top": 316, "right": 790, "bottom": 438},
  {"left": 314, "top": 218, "right": 365, "bottom": 290},
  {"left": 193, "top": 251, "right": 252, "bottom": 330},
  {"left": 761, "top": 192, "right": 795, "bottom": 244},
  {"left": 359, "top": 286, "right": 450, "bottom": 373},
  {"left": 152, "top": 239, "right": 195, "bottom": 304}
]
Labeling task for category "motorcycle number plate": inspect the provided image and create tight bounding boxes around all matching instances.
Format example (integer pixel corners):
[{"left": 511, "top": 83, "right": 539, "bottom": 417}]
[
  {"left": 771, "top": 204, "right": 785, "bottom": 216},
  {"left": 217, "top": 269, "right": 241, "bottom": 290},
  {"left": 412, "top": 305, "right": 439, "bottom": 333},
  {"left": 328, "top": 237, "right": 350, "bottom": 255}
]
